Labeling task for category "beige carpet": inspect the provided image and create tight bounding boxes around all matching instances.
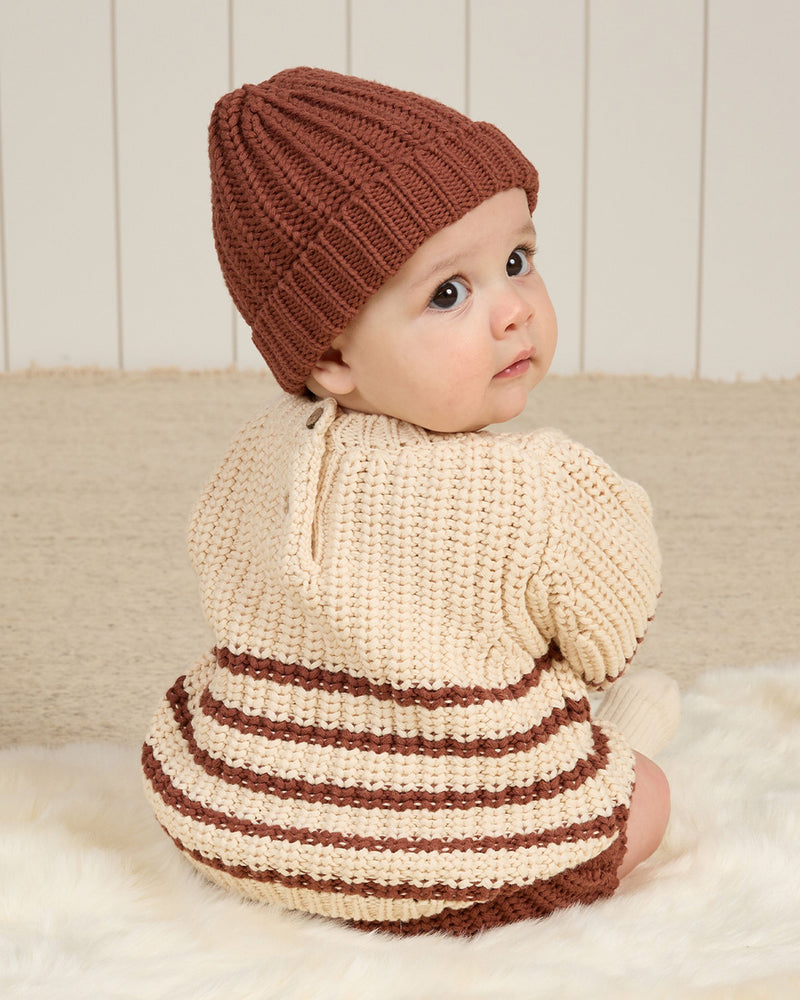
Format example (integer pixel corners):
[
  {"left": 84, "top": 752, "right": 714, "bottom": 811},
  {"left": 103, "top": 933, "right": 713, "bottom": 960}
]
[{"left": 1, "top": 370, "right": 797, "bottom": 748}]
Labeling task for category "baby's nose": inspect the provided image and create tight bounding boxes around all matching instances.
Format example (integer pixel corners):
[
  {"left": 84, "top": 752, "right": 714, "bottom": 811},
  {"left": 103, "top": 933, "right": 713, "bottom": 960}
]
[{"left": 492, "top": 286, "right": 533, "bottom": 338}]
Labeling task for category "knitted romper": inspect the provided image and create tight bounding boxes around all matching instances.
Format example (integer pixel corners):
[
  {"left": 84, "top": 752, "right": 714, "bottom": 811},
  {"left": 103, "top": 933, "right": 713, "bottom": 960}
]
[{"left": 142, "top": 395, "right": 661, "bottom": 936}]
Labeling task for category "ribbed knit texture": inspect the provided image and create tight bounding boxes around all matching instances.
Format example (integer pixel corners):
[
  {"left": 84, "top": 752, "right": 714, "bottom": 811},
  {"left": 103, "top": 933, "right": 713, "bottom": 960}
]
[
  {"left": 598, "top": 670, "right": 681, "bottom": 758},
  {"left": 209, "top": 68, "right": 539, "bottom": 392},
  {"left": 142, "top": 396, "right": 661, "bottom": 934}
]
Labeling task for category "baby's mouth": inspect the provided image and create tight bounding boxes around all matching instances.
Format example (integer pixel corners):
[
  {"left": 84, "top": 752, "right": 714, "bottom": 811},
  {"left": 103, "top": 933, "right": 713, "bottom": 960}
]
[{"left": 495, "top": 350, "right": 534, "bottom": 379}]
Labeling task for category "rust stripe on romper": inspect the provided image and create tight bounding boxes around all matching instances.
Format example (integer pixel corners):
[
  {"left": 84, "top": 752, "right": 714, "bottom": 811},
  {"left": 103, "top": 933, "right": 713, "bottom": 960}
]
[
  {"left": 152, "top": 816, "right": 624, "bottom": 904},
  {"left": 143, "top": 740, "right": 628, "bottom": 854},
  {"left": 198, "top": 685, "right": 591, "bottom": 759},
  {"left": 214, "top": 640, "right": 561, "bottom": 709},
  {"left": 160, "top": 827, "right": 501, "bottom": 902},
  {"left": 166, "top": 675, "right": 607, "bottom": 810}
]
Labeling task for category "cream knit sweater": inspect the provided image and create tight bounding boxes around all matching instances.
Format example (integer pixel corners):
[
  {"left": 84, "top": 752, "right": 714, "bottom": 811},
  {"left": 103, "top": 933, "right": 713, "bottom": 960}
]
[{"left": 142, "top": 395, "right": 661, "bottom": 934}]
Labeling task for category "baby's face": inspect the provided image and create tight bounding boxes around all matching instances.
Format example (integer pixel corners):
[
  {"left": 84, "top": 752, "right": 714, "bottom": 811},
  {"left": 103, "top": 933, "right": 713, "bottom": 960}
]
[{"left": 318, "top": 187, "right": 557, "bottom": 432}]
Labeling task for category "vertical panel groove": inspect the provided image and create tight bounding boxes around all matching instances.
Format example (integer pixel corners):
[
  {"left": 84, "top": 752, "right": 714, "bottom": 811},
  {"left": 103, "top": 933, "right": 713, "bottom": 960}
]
[
  {"left": 110, "top": 0, "right": 124, "bottom": 369},
  {"left": 229, "top": 0, "right": 237, "bottom": 365},
  {"left": 228, "top": 0, "right": 235, "bottom": 90},
  {"left": 695, "top": 0, "right": 709, "bottom": 378},
  {"left": 346, "top": 0, "right": 352, "bottom": 74},
  {"left": 0, "top": 73, "right": 9, "bottom": 372},
  {"left": 464, "top": 0, "right": 471, "bottom": 117},
  {"left": 578, "top": 0, "right": 590, "bottom": 373}
]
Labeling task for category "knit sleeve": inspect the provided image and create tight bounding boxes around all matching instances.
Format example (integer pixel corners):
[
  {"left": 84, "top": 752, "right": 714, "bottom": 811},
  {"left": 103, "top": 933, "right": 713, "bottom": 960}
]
[{"left": 526, "top": 435, "right": 661, "bottom": 689}]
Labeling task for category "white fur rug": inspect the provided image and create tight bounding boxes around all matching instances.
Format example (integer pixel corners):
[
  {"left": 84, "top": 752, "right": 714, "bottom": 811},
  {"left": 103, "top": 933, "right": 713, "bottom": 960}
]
[{"left": 2, "top": 663, "right": 799, "bottom": 1000}]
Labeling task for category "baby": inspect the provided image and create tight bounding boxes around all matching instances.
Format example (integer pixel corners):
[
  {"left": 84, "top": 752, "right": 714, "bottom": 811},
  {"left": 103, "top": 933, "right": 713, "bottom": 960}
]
[{"left": 142, "top": 67, "right": 680, "bottom": 936}]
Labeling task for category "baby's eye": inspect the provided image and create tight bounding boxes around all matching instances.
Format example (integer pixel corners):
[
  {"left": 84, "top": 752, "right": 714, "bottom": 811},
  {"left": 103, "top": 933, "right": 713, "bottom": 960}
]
[
  {"left": 506, "top": 246, "right": 533, "bottom": 277},
  {"left": 429, "top": 278, "right": 468, "bottom": 310}
]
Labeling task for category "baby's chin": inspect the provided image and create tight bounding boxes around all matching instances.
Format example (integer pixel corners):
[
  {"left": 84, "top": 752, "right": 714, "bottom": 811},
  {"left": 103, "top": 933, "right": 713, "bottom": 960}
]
[{"left": 422, "top": 408, "right": 527, "bottom": 435}]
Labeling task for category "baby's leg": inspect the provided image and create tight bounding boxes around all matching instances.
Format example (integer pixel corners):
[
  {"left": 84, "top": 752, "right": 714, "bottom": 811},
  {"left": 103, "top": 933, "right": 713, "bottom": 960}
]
[{"left": 617, "top": 751, "right": 670, "bottom": 881}]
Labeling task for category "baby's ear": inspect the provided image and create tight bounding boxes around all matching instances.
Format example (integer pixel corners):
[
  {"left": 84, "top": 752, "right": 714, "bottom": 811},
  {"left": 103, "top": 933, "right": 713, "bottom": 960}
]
[{"left": 308, "top": 344, "right": 357, "bottom": 397}]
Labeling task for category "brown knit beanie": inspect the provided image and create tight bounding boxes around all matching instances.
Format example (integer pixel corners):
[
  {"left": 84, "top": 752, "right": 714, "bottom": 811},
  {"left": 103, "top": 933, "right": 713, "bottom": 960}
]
[{"left": 209, "top": 67, "right": 539, "bottom": 393}]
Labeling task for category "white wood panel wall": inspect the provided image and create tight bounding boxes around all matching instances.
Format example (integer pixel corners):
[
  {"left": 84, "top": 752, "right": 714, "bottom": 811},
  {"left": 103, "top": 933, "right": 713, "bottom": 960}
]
[
  {"left": 1, "top": 0, "right": 119, "bottom": 369},
  {"left": 701, "top": 0, "right": 800, "bottom": 380},
  {"left": 584, "top": 0, "right": 705, "bottom": 377},
  {"left": 0, "top": 0, "right": 798, "bottom": 379},
  {"left": 115, "top": 0, "right": 231, "bottom": 369}
]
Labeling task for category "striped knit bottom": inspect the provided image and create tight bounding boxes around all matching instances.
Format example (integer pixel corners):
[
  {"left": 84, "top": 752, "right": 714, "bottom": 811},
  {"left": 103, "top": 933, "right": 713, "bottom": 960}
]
[{"left": 142, "top": 646, "right": 634, "bottom": 936}]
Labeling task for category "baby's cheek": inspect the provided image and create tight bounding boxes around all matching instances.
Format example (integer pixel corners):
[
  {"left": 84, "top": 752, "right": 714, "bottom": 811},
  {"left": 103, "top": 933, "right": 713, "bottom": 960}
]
[
  {"left": 445, "top": 346, "right": 485, "bottom": 384},
  {"left": 433, "top": 370, "right": 475, "bottom": 412}
]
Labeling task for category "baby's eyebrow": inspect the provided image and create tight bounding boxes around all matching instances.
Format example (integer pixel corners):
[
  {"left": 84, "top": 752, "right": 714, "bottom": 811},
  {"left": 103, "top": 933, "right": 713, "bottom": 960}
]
[
  {"left": 410, "top": 221, "right": 538, "bottom": 291},
  {"left": 410, "top": 255, "right": 463, "bottom": 291}
]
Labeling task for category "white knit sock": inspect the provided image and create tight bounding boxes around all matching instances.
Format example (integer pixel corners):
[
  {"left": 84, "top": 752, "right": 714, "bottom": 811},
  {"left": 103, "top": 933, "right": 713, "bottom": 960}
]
[{"left": 597, "top": 670, "right": 681, "bottom": 758}]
